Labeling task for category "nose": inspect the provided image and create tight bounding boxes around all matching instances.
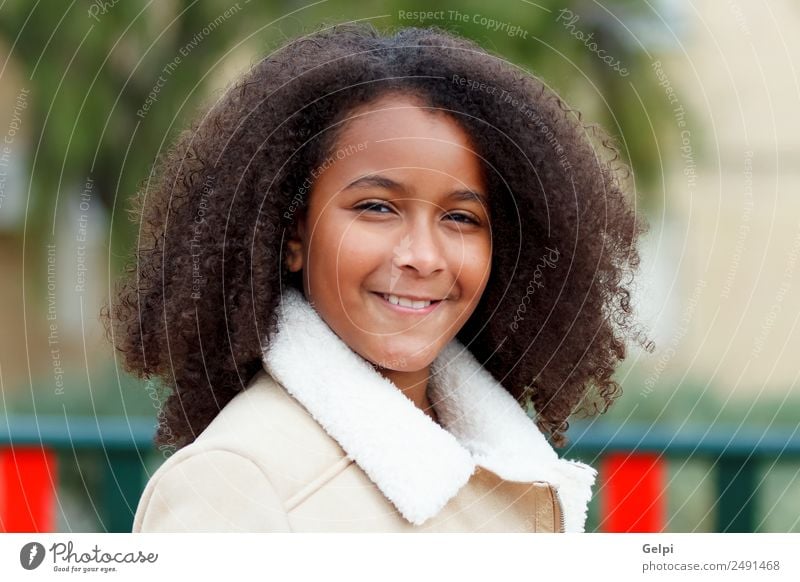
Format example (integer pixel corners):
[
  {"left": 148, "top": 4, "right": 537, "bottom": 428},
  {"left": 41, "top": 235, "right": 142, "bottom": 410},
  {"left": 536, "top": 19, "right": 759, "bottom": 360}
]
[{"left": 391, "top": 218, "right": 447, "bottom": 278}]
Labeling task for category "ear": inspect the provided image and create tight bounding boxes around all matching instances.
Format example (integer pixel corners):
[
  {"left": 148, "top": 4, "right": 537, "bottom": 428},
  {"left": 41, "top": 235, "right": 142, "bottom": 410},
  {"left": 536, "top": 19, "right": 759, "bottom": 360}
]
[{"left": 285, "top": 210, "right": 306, "bottom": 273}]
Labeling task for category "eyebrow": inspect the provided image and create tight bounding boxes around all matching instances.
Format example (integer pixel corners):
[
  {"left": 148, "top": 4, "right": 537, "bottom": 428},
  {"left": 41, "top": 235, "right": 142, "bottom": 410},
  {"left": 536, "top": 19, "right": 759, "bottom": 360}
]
[{"left": 344, "top": 174, "right": 489, "bottom": 207}]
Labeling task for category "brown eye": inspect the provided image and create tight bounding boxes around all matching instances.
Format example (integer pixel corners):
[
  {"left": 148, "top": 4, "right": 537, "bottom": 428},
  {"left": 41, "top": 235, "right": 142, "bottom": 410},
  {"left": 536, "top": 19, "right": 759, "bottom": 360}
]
[
  {"left": 355, "top": 201, "right": 393, "bottom": 214},
  {"left": 446, "top": 213, "right": 480, "bottom": 225}
]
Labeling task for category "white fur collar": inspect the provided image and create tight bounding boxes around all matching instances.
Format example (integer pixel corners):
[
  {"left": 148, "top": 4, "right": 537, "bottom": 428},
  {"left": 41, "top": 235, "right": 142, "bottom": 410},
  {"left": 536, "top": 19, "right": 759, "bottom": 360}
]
[{"left": 261, "top": 286, "right": 597, "bottom": 531}]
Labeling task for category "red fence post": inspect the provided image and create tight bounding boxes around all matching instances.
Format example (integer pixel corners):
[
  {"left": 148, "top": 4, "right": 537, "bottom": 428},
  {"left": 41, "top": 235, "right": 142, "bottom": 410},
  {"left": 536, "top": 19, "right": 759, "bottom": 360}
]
[
  {"left": 0, "top": 446, "right": 57, "bottom": 532},
  {"left": 600, "top": 451, "right": 666, "bottom": 532}
]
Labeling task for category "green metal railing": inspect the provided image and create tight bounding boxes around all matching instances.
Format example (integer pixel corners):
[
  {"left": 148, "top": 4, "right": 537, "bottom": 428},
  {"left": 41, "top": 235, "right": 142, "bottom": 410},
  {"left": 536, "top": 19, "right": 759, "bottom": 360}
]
[
  {"left": 1, "top": 415, "right": 798, "bottom": 532},
  {"left": 0, "top": 415, "right": 155, "bottom": 532},
  {"left": 565, "top": 421, "right": 800, "bottom": 532}
]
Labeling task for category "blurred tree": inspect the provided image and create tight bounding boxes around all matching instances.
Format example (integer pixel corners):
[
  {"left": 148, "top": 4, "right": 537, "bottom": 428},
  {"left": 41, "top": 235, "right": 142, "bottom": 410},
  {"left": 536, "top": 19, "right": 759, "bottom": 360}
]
[
  {"left": 0, "top": 0, "right": 674, "bottom": 280},
  {"left": 0, "top": 0, "right": 262, "bottom": 267}
]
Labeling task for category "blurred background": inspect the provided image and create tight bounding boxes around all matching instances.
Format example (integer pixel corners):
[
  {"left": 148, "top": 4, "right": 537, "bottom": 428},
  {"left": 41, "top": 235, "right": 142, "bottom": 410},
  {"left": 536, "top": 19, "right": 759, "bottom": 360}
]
[{"left": 0, "top": 0, "right": 798, "bottom": 533}]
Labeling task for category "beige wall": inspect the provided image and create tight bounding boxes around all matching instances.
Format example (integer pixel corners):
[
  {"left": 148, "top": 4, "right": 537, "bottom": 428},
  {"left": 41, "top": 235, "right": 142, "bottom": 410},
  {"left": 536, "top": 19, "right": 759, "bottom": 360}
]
[{"left": 634, "top": 1, "right": 800, "bottom": 396}]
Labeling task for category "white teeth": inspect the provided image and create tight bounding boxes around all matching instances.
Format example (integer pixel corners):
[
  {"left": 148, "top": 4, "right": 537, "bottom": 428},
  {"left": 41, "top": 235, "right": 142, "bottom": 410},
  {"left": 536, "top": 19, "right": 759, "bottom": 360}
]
[{"left": 382, "top": 294, "right": 432, "bottom": 309}]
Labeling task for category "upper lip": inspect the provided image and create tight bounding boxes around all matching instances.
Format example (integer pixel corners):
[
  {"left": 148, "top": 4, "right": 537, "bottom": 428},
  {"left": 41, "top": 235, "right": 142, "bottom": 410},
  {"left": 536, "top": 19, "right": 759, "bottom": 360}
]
[{"left": 374, "top": 291, "right": 445, "bottom": 302}]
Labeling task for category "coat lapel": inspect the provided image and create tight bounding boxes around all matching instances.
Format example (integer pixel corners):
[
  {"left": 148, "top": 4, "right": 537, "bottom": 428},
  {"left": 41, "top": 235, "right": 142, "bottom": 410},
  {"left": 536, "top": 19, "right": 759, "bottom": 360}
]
[{"left": 261, "top": 286, "right": 596, "bottom": 531}]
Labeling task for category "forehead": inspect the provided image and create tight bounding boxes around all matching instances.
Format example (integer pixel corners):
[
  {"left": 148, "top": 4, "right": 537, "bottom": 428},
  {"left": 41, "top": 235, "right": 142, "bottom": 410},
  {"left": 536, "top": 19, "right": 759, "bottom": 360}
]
[{"left": 320, "top": 94, "right": 485, "bottom": 187}]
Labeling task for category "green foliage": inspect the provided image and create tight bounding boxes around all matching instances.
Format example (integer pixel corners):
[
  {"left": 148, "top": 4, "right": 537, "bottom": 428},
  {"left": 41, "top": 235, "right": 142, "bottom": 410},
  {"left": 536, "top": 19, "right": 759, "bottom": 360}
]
[
  {"left": 1, "top": 0, "right": 674, "bottom": 283},
  {"left": 4, "top": 358, "right": 160, "bottom": 418},
  {"left": 606, "top": 366, "right": 800, "bottom": 429}
]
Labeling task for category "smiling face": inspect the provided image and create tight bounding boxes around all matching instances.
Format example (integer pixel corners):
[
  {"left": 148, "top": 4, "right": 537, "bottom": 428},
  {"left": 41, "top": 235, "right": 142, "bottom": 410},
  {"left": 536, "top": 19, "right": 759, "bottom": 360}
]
[{"left": 284, "top": 92, "right": 492, "bottom": 374}]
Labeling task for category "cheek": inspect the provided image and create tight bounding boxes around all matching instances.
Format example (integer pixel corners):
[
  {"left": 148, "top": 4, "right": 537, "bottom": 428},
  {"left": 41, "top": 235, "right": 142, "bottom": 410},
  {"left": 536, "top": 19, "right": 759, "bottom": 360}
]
[
  {"left": 340, "top": 225, "right": 382, "bottom": 257},
  {"left": 454, "top": 238, "right": 492, "bottom": 292},
  {"left": 314, "top": 221, "right": 386, "bottom": 278}
]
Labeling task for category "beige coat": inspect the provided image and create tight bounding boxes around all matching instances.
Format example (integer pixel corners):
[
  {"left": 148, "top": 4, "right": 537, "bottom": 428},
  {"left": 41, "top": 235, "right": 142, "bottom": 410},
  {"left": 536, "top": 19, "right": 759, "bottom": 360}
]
[{"left": 132, "top": 287, "right": 596, "bottom": 533}]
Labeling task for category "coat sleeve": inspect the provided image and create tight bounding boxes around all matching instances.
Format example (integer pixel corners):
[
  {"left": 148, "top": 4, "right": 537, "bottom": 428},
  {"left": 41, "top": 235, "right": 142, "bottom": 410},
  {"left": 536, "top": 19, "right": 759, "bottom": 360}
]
[{"left": 132, "top": 449, "right": 292, "bottom": 532}]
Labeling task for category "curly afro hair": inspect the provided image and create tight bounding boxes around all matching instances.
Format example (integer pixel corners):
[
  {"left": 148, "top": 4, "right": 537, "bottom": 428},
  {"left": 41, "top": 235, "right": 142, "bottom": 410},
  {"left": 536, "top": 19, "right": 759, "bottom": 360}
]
[{"left": 102, "top": 21, "right": 654, "bottom": 452}]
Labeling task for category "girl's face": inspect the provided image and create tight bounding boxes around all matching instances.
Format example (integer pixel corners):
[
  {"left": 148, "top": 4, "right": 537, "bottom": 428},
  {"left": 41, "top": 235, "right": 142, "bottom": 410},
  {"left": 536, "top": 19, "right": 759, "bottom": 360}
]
[{"left": 285, "top": 93, "right": 492, "bottom": 372}]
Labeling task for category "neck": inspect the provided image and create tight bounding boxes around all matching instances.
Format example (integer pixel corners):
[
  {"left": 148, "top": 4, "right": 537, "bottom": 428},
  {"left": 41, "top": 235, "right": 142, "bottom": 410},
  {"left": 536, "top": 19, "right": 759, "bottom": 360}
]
[{"left": 374, "top": 364, "right": 439, "bottom": 424}]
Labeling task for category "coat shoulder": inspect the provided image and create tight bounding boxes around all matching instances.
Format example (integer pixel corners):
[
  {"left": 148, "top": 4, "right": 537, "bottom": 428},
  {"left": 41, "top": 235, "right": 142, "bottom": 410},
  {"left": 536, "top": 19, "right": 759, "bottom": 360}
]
[
  {"left": 132, "top": 447, "right": 291, "bottom": 532},
  {"left": 133, "top": 368, "right": 350, "bottom": 531}
]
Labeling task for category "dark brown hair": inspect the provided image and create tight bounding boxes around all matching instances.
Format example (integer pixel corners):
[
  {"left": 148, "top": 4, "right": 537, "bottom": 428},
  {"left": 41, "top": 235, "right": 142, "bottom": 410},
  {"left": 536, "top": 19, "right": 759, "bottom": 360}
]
[{"left": 102, "top": 22, "right": 653, "bottom": 451}]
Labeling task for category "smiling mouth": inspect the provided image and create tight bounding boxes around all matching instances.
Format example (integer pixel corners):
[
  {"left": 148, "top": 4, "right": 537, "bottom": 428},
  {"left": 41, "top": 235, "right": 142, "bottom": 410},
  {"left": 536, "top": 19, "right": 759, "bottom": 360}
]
[{"left": 371, "top": 292, "right": 443, "bottom": 313}]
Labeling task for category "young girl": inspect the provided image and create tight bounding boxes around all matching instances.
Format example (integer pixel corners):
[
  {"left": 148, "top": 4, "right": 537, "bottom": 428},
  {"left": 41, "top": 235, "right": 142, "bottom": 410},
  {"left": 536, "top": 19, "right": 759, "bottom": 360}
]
[{"left": 106, "top": 22, "right": 652, "bottom": 533}]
